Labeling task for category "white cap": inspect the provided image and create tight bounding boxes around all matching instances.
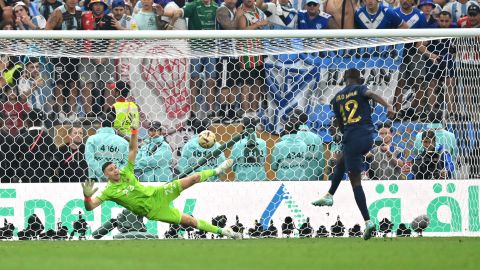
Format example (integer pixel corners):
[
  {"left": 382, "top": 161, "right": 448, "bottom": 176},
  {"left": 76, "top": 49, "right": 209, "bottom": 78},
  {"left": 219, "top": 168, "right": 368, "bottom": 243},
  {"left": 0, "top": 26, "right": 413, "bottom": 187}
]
[{"left": 306, "top": 0, "right": 320, "bottom": 4}]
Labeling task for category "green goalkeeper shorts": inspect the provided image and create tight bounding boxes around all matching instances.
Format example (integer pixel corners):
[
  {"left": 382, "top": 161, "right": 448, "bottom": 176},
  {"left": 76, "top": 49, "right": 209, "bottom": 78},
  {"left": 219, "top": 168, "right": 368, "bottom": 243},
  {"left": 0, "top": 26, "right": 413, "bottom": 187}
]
[{"left": 147, "top": 180, "right": 183, "bottom": 224}]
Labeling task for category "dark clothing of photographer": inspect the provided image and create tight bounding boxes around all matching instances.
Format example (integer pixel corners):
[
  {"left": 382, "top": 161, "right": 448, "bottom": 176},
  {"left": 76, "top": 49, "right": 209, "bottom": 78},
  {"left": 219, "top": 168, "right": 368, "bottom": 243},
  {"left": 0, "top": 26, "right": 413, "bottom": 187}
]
[
  {"left": 0, "top": 128, "right": 18, "bottom": 182},
  {"left": 411, "top": 130, "right": 455, "bottom": 180},
  {"left": 54, "top": 143, "right": 88, "bottom": 182},
  {"left": 15, "top": 110, "right": 57, "bottom": 183}
]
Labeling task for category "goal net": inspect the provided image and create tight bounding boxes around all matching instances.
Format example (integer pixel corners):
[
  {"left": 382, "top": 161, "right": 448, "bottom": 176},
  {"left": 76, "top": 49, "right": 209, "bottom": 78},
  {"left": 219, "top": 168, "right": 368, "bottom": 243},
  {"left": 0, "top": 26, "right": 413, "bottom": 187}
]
[{"left": 0, "top": 29, "right": 479, "bottom": 240}]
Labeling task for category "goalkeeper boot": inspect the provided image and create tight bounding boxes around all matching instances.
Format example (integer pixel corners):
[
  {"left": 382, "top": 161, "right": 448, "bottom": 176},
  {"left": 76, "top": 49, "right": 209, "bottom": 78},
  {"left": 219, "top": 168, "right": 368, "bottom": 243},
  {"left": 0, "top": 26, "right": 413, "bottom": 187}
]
[
  {"left": 363, "top": 220, "right": 375, "bottom": 241},
  {"left": 214, "top": 159, "right": 234, "bottom": 175},
  {"left": 221, "top": 227, "right": 243, "bottom": 240},
  {"left": 311, "top": 193, "right": 333, "bottom": 207}
]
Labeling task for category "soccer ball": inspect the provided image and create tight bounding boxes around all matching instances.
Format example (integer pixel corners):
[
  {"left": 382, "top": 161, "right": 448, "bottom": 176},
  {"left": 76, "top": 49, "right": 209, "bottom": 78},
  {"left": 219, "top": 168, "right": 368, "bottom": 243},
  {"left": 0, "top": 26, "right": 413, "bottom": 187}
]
[
  {"left": 198, "top": 130, "right": 216, "bottom": 149},
  {"left": 411, "top": 214, "right": 430, "bottom": 234}
]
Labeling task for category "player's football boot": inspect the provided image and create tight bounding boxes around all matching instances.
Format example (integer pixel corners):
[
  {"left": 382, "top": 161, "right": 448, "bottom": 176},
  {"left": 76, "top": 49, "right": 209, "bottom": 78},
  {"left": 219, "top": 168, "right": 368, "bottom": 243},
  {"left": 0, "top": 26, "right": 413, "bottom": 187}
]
[
  {"left": 311, "top": 193, "right": 333, "bottom": 207},
  {"left": 221, "top": 227, "right": 243, "bottom": 240},
  {"left": 215, "top": 159, "right": 234, "bottom": 175},
  {"left": 363, "top": 220, "right": 375, "bottom": 240}
]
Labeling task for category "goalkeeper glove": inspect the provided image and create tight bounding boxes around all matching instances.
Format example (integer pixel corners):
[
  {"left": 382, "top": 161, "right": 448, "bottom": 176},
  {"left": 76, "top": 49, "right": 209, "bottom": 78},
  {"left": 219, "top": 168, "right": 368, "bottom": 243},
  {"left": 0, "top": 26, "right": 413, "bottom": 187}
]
[{"left": 81, "top": 179, "right": 98, "bottom": 198}]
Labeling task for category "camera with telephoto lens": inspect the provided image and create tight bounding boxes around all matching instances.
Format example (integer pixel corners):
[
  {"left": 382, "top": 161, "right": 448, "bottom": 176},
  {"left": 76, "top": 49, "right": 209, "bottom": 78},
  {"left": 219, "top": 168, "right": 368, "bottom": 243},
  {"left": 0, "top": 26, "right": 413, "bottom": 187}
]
[{"left": 415, "top": 151, "right": 441, "bottom": 179}]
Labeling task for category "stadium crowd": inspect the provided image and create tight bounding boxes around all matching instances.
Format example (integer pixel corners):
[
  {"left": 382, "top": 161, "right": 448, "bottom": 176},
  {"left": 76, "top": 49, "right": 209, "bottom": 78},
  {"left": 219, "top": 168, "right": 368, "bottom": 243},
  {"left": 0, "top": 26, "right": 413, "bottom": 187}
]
[{"left": 1, "top": 0, "right": 479, "bottom": 183}]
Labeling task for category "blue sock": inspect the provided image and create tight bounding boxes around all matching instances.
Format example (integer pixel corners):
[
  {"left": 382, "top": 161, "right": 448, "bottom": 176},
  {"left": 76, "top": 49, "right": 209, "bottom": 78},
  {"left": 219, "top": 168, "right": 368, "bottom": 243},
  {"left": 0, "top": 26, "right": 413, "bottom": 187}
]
[
  {"left": 353, "top": 185, "right": 370, "bottom": 221},
  {"left": 328, "top": 157, "right": 346, "bottom": 195}
]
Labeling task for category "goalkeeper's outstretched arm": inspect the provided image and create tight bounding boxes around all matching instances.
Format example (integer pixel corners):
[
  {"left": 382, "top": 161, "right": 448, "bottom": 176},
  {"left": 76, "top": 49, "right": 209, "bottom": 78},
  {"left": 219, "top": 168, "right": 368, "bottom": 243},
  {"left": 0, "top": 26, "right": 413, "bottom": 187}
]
[
  {"left": 82, "top": 179, "right": 102, "bottom": 211},
  {"left": 128, "top": 120, "right": 139, "bottom": 164}
]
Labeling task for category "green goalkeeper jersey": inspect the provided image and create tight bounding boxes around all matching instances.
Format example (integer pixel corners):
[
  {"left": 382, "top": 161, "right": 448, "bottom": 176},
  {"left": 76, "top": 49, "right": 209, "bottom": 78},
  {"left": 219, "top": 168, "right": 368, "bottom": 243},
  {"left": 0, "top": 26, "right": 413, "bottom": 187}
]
[{"left": 97, "top": 161, "right": 157, "bottom": 216}]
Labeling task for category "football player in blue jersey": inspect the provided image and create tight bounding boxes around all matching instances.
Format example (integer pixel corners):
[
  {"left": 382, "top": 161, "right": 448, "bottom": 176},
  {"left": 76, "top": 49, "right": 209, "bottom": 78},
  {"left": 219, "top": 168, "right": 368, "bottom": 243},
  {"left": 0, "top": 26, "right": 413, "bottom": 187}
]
[{"left": 312, "top": 69, "right": 395, "bottom": 240}]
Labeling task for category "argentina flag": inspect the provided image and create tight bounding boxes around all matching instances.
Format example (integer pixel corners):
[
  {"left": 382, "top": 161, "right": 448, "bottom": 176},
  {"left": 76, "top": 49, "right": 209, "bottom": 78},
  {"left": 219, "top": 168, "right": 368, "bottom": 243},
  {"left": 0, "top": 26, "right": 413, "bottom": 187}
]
[{"left": 261, "top": 53, "right": 321, "bottom": 134}]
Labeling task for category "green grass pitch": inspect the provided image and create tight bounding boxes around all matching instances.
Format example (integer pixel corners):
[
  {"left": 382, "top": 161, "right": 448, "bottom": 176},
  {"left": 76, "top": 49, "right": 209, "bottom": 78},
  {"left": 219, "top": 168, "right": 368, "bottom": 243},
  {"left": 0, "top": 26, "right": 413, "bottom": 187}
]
[{"left": 1, "top": 238, "right": 479, "bottom": 270}]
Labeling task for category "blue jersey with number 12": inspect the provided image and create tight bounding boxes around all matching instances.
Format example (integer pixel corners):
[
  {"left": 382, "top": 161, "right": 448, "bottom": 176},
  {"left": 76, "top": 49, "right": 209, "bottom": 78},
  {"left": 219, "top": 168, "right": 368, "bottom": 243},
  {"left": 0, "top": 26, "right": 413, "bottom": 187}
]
[{"left": 330, "top": 84, "right": 374, "bottom": 139}]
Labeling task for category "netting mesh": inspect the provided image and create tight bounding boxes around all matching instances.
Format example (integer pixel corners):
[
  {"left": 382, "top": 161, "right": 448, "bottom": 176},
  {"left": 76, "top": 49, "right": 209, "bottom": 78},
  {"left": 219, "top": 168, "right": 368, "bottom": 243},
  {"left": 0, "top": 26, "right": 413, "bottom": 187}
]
[
  {"left": 1, "top": 33, "right": 479, "bottom": 240},
  {"left": 0, "top": 35, "right": 432, "bottom": 59}
]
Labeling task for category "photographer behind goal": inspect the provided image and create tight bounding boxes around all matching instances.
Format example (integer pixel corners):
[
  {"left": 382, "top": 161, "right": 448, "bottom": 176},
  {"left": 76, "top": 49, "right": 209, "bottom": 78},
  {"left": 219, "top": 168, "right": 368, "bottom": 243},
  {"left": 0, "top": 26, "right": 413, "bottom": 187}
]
[{"left": 411, "top": 130, "right": 455, "bottom": 180}]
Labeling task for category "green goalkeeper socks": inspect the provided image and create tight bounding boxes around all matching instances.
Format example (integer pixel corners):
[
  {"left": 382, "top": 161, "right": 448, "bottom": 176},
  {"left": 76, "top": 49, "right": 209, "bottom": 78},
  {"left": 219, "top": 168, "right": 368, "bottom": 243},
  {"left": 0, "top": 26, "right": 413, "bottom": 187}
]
[
  {"left": 197, "top": 219, "right": 221, "bottom": 234},
  {"left": 198, "top": 169, "right": 216, "bottom": 182}
]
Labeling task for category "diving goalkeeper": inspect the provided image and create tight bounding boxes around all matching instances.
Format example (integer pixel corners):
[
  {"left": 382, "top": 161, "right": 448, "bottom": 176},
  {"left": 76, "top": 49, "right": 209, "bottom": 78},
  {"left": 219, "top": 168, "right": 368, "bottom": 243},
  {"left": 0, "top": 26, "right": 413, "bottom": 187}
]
[{"left": 81, "top": 120, "right": 241, "bottom": 239}]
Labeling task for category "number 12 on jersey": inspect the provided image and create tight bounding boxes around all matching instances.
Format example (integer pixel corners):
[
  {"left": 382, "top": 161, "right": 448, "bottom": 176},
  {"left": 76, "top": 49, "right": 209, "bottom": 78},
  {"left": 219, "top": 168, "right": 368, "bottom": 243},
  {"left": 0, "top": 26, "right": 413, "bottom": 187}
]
[{"left": 339, "top": 100, "right": 361, "bottom": 125}]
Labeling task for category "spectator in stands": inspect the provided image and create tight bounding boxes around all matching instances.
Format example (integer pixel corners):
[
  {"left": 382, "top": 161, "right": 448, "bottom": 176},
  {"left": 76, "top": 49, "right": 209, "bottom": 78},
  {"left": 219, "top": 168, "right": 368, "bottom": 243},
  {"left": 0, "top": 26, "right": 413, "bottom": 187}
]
[
  {"left": 13, "top": 2, "right": 45, "bottom": 30},
  {"left": 53, "top": 75, "right": 80, "bottom": 122},
  {"left": 111, "top": 0, "right": 138, "bottom": 29},
  {"left": 46, "top": 0, "right": 83, "bottom": 30},
  {"left": 84, "top": 113, "right": 129, "bottom": 181},
  {"left": 0, "top": 112, "right": 17, "bottom": 183},
  {"left": 457, "top": 3, "right": 480, "bottom": 27},
  {"left": 292, "top": 109, "right": 325, "bottom": 180},
  {"left": 134, "top": 0, "right": 171, "bottom": 30},
  {"left": 88, "top": 0, "right": 117, "bottom": 30},
  {"left": 324, "top": 0, "right": 359, "bottom": 29},
  {"left": 17, "top": 57, "right": 46, "bottom": 111},
  {"left": 366, "top": 123, "right": 405, "bottom": 180},
  {"left": 38, "top": 0, "right": 63, "bottom": 22},
  {"left": 271, "top": 118, "right": 308, "bottom": 180},
  {"left": 230, "top": 117, "right": 267, "bottom": 181},
  {"left": 417, "top": 11, "right": 458, "bottom": 120},
  {"left": 256, "top": 0, "right": 298, "bottom": 30},
  {"left": 124, "top": 0, "right": 134, "bottom": 15},
  {"left": 355, "top": 0, "right": 407, "bottom": 29},
  {"left": 54, "top": 125, "right": 88, "bottom": 182},
  {"left": 443, "top": 0, "right": 479, "bottom": 24},
  {"left": 0, "top": 85, "right": 30, "bottom": 136},
  {"left": 238, "top": 0, "right": 268, "bottom": 119},
  {"left": 135, "top": 121, "right": 173, "bottom": 182},
  {"left": 411, "top": 130, "right": 455, "bottom": 179},
  {"left": 15, "top": 109, "right": 57, "bottom": 183},
  {"left": 438, "top": 9, "right": 458, "bottom": 27},
  {"left": 393, "top": 0, "right": 429, "bottom": 121},
  {"left": 216, "top": 0, "right": 240, "bottom": 123},
  {"left": 418, "top": 0, "right": 439, "bottom": 27},
  {"left": 297, "top": 0, "right": 338, "bottom": 29}
]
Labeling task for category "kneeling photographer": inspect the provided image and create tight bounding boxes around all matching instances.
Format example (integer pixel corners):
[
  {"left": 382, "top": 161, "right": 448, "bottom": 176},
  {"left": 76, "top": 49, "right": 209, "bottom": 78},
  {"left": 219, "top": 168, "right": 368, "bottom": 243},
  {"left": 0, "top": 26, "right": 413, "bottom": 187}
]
[{"left": 412, "top": 131, "right": 455, "bottom": 180}]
